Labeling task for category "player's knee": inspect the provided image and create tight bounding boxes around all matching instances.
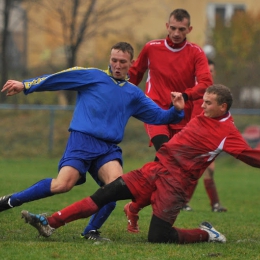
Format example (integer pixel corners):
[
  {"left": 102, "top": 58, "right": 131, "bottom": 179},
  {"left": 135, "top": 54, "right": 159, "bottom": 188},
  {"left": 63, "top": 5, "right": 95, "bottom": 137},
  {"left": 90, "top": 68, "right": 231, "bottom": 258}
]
[
  {"left": 204, "top": 167, "right": 214, "bottom": 179},
  {"left": 98, "top": 160, "right": 123, "bottom": 184},
  {"left": 148, "top": 214, "right": 179, "bottom": 243},
  {"left": 105, "top": 173, "right": 122, "bottom": 184},
  {"left": 91, "top": 177, "right": 133, "bottom": 208},
  {"left": 50, "top": 179, "right": 74, "bottom": 193}
]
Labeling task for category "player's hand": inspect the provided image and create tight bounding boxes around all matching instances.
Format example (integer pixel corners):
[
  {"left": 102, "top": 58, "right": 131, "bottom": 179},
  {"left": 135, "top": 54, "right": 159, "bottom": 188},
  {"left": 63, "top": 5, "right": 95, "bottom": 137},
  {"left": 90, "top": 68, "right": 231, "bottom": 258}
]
[
  {"left": 170, "top": 92, "right": 185, "bottom": 111},
  {"left": 1, "top": 80, "right": 25, "bottom": 96}
]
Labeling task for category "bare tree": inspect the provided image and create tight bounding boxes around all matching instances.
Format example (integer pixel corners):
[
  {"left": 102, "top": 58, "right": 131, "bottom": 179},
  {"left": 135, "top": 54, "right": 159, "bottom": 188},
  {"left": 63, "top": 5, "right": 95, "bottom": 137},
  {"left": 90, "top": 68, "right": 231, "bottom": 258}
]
[
  {"left": 1, "top": 0, "right": 12, "bottom": 102},
  {"left": 28, "top": 0, "right": 142, "bottom": 104},
  {"left": 0, "top": 0, "right": 28, "bottom": 102}
]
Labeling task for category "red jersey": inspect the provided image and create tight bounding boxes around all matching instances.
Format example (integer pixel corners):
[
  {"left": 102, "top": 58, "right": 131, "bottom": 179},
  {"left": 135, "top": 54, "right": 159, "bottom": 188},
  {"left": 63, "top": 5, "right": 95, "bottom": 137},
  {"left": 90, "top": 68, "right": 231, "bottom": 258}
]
[
  {"left": 123, "top": 112, "right": 260, "bottom": 224},
  {"left": 157, "top": 112, "right": 260, "bottom": 183},
  {"left": 129, "top": 38, "right": 213, "bottom": 129}
]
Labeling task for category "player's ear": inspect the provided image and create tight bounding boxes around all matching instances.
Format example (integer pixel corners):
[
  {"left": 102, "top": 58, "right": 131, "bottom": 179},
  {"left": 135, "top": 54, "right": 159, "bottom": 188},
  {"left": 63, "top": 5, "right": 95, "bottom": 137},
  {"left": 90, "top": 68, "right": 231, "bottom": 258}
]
[
  {"left": 188, "top": 26, "right": 193, "bottom": 33},
  {"left": 220, "top": 103, "right": 228, "bottom": 112}
]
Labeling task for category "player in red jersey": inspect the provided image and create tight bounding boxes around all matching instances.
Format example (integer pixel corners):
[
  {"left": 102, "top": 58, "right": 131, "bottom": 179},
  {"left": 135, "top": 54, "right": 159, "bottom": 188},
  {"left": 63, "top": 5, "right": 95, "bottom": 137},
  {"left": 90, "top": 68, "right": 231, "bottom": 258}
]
[
  {"left": 128, "top": 9, "right": 212, "bottom": 213},
  {"left": 128, "top": 9, "right": 213, "bottom": 163},
  {"left": 21, "top": 84, "right": 260, "bottom": 244},
  {"left": 184, "top": 59, "right": 227, "bottom": 212}
]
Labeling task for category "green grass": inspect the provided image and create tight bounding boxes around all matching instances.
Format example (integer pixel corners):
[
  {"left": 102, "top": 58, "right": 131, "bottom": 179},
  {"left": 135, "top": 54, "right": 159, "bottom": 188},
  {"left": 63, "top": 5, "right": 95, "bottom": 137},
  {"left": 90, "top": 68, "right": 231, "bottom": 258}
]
[{"left": 0, "top": 156, "right": 260, "bottom": 260}]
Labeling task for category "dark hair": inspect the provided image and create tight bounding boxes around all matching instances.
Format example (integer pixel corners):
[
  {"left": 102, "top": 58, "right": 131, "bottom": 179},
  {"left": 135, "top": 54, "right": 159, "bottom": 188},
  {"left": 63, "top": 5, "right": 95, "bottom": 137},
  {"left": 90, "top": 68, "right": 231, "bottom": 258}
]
[
  {"left": 169, "top": 9, "right": 191, "bottom": 25},
  {"left": 208, "top": 59, "right": 215, "bottom": 66},
  {"left": 111, "top": 42, "right": 134, "bottom": 60},
  {"left": 206, "top": 84, "right": 233, "bottom": 111}
]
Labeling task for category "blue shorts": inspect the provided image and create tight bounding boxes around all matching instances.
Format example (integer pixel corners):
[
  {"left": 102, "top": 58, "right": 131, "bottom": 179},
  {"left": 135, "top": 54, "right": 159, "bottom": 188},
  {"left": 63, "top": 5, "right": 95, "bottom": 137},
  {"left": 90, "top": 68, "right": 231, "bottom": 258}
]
[{"left": 58, "top": 131, "right": 122, "bottom": 186}]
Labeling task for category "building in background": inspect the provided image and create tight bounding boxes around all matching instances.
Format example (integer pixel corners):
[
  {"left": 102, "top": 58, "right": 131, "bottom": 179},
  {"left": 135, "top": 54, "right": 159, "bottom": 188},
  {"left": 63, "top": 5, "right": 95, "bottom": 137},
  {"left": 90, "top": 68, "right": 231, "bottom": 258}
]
[{"left": 1, "top": 0, "right": 260, "bottom": 80}]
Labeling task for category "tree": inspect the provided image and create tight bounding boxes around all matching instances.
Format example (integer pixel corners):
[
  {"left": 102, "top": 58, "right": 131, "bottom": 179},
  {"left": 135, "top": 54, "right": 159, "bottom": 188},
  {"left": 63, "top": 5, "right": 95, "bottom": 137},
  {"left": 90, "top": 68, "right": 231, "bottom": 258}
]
[
  {"left": 1, "top": 0, "right": 12, "bottom": 102},
  {"left": 212, "top": 11, "right": 260, "bottom": 108},
  {"left": 0, "top": 0, "right": 27, "bottom": 103},
  {"left": 28, "top": 0, "right": 142, "bottom": 104}
]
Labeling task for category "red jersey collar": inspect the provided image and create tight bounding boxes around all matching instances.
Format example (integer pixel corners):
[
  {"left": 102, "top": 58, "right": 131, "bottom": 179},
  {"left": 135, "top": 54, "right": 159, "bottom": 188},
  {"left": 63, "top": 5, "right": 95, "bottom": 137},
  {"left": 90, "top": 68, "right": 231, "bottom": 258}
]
[
  {"left": 166, "top": 35, "right": 187, "bottom": 49},
  {"left": 213, "top": 112, "right": 230, "bottom": 121}
]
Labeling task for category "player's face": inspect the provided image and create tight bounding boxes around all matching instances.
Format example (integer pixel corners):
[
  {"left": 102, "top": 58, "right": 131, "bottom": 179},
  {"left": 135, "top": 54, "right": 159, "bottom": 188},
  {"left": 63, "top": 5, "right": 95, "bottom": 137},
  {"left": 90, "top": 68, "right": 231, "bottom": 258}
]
[
  {"left": 202, "top": 92, "right": 227, "bottom": 118},
  {"left": 166, "top": 17, "right": 192, "bottom": 44},
  {"left": 109, "top": 49, "right": 133, "bottom": 80}
]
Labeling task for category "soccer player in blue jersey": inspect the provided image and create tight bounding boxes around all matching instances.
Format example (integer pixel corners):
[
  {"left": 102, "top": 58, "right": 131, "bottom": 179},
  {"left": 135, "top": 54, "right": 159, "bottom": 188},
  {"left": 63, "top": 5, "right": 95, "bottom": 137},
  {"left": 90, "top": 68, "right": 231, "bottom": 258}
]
[{"left": 0, "top": 42, "right": 185, "bottom": 241}]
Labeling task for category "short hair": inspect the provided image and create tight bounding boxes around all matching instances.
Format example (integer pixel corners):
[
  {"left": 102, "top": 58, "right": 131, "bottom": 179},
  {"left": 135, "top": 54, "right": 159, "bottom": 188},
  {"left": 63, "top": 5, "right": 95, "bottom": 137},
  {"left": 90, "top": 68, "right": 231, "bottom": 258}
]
[
  {"left": 111, "top": 42, "right": 134, "bottom": 60},
  {"left": 208, "top": 59, "right": 215, "bottom": 66},
  {"left": 169, "top": 9, "right": 191, "bottom": 25},
  {"left": 206, "top": 84, "right": 233, "bottom": 111}
]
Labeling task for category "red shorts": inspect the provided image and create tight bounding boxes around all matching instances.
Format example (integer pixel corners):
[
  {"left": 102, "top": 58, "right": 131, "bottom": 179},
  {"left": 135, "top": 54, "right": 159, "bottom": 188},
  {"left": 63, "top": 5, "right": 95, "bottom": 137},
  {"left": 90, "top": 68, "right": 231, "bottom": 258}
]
[
  {"left": 144, "top": 124, "right": 181, "bottom": 147},
  {"left": 121, "top": 163, "right": 156, "bottom": 209},
  {"left": 144, "top": 101, "right": 193, "bottom": 146},
  {"left": 122, "top": 162, "right": 187, "bottom": 225}
]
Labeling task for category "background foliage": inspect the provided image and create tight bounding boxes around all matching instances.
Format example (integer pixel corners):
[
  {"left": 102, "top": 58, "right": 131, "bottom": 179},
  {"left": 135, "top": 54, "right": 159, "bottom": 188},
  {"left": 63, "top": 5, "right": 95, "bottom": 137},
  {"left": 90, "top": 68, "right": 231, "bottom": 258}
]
[
  {"left": 212, "top": 11, "right": 260, "bottom": 108},
  {"left": 1, "top": 2, "right": 260, "bottom": 107}
]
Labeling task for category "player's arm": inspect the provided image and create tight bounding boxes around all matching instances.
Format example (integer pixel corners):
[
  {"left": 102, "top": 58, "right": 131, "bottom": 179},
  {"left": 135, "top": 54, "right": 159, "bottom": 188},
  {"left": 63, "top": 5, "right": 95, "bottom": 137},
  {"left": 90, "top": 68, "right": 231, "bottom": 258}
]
[
  {"left": 22, "top": 67, "right": 91, "bottom": 94},
  {"left": 1, "top": 80, "right": 24, "bottom": 96},
  {"left": 128, "top": 44, "right": 149, "bottom": 85},
  {"left": 224, "top": 131, "right": 260, "bottom": 168},
  {"left": 236, "top": 149, "right": 260, "bottom": 168},
  {"left": 133, "top": 90, "right": 184, "bottom": 125},
  {"left": 184, "top": 53, "right": 213, "bottom": 101}
]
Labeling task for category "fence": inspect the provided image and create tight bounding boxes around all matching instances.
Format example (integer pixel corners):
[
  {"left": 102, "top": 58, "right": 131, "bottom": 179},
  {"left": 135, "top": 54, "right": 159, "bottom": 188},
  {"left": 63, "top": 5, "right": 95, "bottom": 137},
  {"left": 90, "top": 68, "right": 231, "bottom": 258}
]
[{"left": 0, "top": 104, "right": 259, "bottom": 159}]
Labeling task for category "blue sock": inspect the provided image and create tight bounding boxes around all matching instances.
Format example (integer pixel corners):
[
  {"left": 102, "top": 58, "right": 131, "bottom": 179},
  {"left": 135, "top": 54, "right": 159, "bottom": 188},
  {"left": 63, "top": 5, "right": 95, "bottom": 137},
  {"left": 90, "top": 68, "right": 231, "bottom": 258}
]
[
  {"left": 10, "top": 178, "right": 53, "bottom": 207},
  {"left": 82, "top": 201, "right": 116, "bottom": 235}
]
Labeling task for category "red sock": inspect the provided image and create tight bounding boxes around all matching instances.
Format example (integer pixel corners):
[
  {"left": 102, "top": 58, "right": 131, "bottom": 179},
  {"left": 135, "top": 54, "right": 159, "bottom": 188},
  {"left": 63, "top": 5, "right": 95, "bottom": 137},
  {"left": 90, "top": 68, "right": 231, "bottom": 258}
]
[
  {"left": 174, "top": 227, "right": 209, "bottom": 244},
  {"left": 129, "top": 200, "right": 150, "bottom": 213},
  {"left": 204, "top": 179, "right": 219, "bottom": 207},
  {"left": 47, "top": 197, "right": 99, "bottom": 228},
  {"left": 129, "top": 202, "right": 140, "bottom": 214}
]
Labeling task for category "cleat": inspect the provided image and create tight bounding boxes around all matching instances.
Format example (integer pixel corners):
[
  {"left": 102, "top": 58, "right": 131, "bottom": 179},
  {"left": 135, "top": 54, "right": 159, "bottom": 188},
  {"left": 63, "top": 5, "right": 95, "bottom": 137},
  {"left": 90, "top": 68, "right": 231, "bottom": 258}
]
[
  {"left": 200, "top": 221, "right": 226, "bottom": 243},
  {"left": 80, "top": 230, "right": 111, "bottom": 241},
  {"left": 124, "top": 202, "right": 139, "bottom": 233},
  {"left": 212, "top": 203, "right": 227, "bottom": 212},
  {"left": 0, "top": 194, "right": 13, "bottom": 212},
  {"left": 182, "top": 204, "right": 193, "bottom": 211},
  {"left": 21, "top": 210, "right": 55, "bottom": 237}
]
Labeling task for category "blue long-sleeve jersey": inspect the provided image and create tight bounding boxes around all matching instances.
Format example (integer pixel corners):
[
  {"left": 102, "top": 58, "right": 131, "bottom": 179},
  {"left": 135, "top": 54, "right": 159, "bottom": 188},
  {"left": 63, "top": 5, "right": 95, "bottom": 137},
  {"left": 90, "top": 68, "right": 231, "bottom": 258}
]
[{"left": 23, "top": 67, "right": 184, "bottom": 143}]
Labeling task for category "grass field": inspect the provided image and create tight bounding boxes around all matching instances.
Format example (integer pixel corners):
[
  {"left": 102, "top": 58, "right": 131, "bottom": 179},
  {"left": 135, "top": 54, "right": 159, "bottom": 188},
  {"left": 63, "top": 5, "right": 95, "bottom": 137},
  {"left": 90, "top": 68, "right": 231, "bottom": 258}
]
[{"left": 0, "top": 156, "right": 260, "bottom": 260}]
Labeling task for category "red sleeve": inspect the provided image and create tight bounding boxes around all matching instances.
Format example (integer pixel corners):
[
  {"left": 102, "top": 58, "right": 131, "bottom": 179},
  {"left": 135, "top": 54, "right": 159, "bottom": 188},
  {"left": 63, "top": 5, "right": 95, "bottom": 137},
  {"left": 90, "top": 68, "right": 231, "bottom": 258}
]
[
  {"left": 224, "top": 129, "right": 260, "bottom": 168},
  {"left": 184, "top": 51, "right": 213, "bottom": 101},
  {"left": 237, "top": 149, "right": 260, "bottom": 168},
  {"left": 128, "top": 44, "right": 149, "bottom": 85}
]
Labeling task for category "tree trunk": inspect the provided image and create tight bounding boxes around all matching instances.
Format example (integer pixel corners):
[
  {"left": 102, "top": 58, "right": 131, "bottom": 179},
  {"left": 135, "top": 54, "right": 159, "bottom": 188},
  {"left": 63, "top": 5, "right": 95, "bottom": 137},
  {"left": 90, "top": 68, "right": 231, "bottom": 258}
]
[{"left": 1, "top": 0, "right": 12, "bottom": 102}]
